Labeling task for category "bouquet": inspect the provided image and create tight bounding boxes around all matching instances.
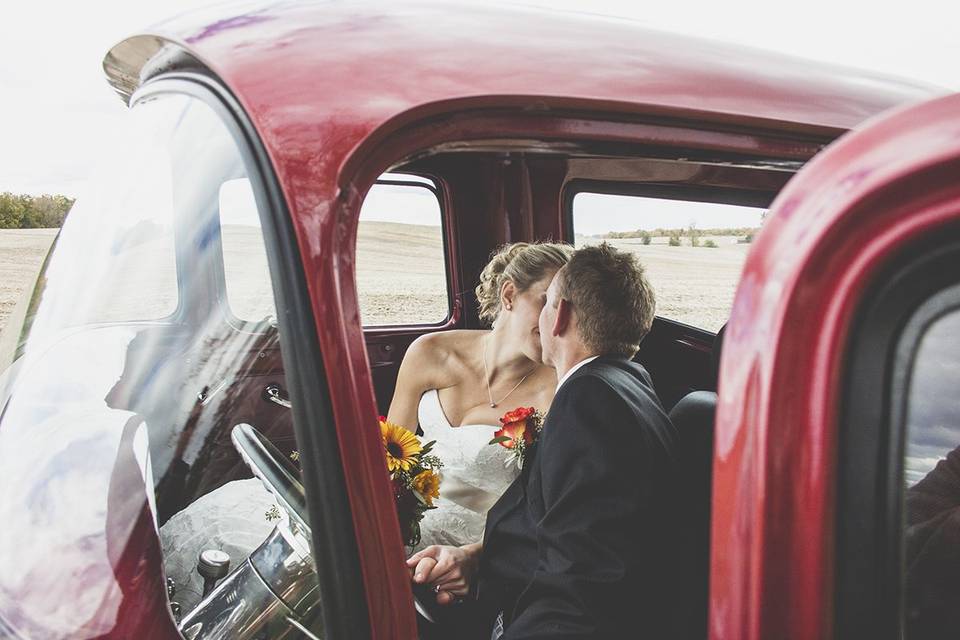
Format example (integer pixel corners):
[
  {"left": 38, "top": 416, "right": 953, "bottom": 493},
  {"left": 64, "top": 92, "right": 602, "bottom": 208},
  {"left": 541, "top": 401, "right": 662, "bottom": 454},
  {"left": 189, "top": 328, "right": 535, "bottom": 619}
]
[
  {"left": 380, "top": 416, "right": 443, "bottom": 547},
  {"left": 489, "top": 406, "right": 544, "bottom": 469},
  {"left": 266, "top": 420, "right": 442, "bottom": 547}
]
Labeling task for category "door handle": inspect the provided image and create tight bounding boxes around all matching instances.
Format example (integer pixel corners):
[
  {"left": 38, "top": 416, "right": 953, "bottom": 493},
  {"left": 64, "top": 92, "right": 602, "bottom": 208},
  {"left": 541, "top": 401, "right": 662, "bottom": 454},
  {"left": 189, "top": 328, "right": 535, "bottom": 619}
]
[
  {"left": 197, "top": 379, "right": 227, "bottom": 406},
  {"left": 263, "top": 383, "right": 292, "bottom": 409}
]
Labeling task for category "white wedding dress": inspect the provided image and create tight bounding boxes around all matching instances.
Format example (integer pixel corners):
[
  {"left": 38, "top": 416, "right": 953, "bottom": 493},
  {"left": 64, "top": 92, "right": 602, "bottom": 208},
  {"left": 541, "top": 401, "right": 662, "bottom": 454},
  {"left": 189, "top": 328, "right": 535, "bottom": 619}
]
[{"left": 412, "top": 389, "right": 519, "bottom": 551}]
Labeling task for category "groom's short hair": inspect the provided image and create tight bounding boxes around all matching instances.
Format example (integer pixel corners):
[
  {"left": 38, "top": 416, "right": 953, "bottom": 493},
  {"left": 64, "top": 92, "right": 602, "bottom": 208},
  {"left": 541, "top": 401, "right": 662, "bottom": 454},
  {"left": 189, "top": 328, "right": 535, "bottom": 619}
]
[{"left": 555, "top": 243, "right": 656, "bottom": 357}]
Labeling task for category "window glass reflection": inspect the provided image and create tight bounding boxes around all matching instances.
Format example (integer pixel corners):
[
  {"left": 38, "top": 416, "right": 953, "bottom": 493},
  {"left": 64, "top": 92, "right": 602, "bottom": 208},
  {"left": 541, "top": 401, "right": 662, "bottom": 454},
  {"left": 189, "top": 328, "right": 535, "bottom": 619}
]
[
  {"left": 220, "top": 178, "right": 276, "bottom": 324},
  {"left": 0, "top": 91, "right": 319, "bottom": 638},
  {"left": 903, "top": 308, "right": 960, "bottom": 637}
]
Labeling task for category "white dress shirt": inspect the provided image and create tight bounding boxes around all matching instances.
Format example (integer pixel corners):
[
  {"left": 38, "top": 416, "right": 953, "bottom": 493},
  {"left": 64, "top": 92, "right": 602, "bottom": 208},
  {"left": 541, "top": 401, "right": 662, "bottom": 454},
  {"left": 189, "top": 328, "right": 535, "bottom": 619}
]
[{"left": 555, "top": 355, "right": 599, "bottom": 392}]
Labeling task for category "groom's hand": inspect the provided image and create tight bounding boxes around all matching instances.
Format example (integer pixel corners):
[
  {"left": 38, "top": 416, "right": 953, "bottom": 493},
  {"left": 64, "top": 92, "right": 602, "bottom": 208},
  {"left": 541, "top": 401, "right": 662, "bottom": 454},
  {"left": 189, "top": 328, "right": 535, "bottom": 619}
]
[{"left": 406, "top": 543, "right": 481, "bottom": 605}]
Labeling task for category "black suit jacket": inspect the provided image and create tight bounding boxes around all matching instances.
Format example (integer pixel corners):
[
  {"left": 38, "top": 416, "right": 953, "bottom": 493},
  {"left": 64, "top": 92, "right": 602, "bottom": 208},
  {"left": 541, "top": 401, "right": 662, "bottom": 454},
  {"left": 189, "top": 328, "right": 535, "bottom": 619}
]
[{"left": 477, "top": 356, "right": 681, "bottom": 639}]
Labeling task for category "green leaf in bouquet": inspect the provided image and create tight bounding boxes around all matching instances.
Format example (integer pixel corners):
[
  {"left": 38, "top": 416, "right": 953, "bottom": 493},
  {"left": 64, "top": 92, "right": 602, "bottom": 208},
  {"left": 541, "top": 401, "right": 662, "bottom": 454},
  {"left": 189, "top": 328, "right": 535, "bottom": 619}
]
[
  {"left": 265, "top": 504, "right": 281, "bottom": 523},
  {"left": 489, "top": 436, "right": 512, "bottom": 445},
  {"left": 420, "top": 454, "right": 442, "bottom": 469}
]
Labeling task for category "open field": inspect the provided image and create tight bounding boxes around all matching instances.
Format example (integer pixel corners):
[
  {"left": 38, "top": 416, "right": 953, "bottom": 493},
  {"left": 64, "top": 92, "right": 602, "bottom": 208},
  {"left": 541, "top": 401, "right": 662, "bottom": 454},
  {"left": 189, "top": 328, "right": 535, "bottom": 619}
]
[
  {"left": 0, "top": 229, "right": 58, "bottom": 334},
  {"left": 581, "top": 236, "right": 750, "bottom": 332},
  {"left": 0, "top": 225, "right": 747, "bottom": 337}
]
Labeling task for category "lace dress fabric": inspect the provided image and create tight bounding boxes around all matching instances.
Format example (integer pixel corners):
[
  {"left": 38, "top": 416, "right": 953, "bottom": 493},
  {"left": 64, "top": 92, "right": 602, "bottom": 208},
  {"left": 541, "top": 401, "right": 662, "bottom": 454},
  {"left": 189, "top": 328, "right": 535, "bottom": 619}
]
[{"left": 412, "top": 389, "right": 519, "bottom": 551}]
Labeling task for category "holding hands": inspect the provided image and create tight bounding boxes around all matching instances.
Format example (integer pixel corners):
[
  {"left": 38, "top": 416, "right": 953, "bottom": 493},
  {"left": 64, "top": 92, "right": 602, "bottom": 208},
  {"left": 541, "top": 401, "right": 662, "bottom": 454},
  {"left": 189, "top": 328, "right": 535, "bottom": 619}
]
[{"left": 407, "top": 542, "right": 481, "bottom": 605}]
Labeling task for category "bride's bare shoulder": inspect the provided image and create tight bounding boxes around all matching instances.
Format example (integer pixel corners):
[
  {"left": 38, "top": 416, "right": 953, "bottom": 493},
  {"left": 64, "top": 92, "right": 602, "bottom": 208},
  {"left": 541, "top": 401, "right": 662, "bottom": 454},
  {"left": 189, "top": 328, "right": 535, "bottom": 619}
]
[{"left": 403, "top": 329, "right": 485, "bottom": 371}]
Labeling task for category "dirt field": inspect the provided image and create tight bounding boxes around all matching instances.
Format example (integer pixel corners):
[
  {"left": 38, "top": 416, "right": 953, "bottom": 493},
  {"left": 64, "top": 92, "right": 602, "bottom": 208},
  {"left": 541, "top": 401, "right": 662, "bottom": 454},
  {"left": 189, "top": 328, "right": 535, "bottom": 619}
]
[
  {"left": 0, "top": 229, "right": 58, "bottom": 334},
  {"left": 356, "top": 226, "right": 748, "bottom": 331},
  {"left": 0, "top": 225, "right": 747, "bottom": 338},
  {"left": 355, "top": 221, "right": 449, "bottom": 326}
]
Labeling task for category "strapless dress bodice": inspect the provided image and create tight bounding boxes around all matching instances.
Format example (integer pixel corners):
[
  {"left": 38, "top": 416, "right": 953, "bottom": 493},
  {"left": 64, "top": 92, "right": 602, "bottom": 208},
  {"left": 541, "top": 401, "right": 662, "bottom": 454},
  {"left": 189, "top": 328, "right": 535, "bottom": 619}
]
[{"left": 412, "top": 389, "right": 518, "bottom": 550}]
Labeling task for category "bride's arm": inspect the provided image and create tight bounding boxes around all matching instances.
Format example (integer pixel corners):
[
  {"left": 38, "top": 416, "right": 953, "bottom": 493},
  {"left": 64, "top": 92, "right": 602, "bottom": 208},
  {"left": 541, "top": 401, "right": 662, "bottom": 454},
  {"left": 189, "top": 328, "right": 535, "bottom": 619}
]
[{"left": 387, "top": 333, "right": 444, "bottom": 432}]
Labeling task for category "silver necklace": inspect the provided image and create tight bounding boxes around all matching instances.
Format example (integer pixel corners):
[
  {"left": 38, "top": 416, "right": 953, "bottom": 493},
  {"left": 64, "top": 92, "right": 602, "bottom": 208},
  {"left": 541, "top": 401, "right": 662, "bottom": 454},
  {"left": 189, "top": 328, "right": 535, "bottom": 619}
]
[{"left": 482, "top": 335, "right": 536, "bottom": 408}]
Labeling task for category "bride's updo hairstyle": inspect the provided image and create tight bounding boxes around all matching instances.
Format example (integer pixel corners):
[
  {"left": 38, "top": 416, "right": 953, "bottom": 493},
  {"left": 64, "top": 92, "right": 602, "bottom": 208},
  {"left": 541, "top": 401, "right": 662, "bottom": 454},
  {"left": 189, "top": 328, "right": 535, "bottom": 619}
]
[{"left": 476, "top": 241, "right": 573, "bottom": 326}]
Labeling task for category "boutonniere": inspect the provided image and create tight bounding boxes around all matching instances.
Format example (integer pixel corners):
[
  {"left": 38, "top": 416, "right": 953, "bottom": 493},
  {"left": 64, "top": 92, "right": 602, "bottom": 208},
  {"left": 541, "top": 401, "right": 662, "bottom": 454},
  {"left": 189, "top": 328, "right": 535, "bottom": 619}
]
[{"left": 489, "top": 406, "right": 545, "bottom": 470}]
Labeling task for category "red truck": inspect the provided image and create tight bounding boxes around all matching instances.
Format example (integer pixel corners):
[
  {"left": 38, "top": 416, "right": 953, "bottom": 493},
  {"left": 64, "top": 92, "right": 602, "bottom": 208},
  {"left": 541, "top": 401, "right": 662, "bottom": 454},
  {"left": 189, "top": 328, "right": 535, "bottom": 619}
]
[{"left": 0, "top": 3, "right": 956, "bottom": 639}]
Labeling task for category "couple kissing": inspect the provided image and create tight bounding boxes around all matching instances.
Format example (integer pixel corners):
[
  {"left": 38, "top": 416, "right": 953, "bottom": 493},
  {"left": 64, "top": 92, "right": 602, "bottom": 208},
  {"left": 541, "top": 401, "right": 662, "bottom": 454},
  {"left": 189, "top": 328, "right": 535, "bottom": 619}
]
[{"left": 389, "top": 242, "right": 682, "bottom": 639}]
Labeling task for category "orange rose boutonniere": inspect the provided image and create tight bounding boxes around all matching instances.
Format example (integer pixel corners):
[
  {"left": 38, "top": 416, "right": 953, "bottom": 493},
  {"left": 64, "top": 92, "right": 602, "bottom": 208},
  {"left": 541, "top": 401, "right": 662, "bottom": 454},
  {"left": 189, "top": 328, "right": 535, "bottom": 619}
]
[{"left": 489, "top": 406, "right": 544, "bottom": 469}]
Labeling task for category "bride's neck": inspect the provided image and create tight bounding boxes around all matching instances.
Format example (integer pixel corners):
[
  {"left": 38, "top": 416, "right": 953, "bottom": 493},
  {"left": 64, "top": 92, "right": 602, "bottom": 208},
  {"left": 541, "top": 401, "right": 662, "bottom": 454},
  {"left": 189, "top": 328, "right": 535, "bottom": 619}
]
[{"left": 484, "top": 326, "right": 536, "bottom": 380}]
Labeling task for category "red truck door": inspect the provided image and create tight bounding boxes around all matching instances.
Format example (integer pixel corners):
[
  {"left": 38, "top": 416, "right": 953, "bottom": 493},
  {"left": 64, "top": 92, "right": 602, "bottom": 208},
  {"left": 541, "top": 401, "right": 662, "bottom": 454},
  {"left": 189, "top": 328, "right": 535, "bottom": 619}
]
[{"left": 710, "top": 93, "right": 960, "bottom": 640}]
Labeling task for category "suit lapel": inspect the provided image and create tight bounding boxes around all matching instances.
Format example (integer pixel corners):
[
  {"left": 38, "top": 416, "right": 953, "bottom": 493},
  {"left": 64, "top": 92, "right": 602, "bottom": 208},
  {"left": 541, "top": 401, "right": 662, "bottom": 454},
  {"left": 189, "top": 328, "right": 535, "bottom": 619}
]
[
  {"left": 483, "top": 444, "right": 544, "bottom": 544},
  {"left": 482, "top": 420, "right": 548, "bottom": 547},
  {"left": 482, "top": 473, "right": 524, "bottom": 547}
]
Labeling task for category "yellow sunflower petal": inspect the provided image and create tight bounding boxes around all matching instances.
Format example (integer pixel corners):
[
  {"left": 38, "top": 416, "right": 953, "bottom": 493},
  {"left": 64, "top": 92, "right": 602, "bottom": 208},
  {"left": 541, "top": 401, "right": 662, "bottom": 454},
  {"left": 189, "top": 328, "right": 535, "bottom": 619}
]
[
  {"left": 412, "top": 470, "right": 440, "bottom": 506},
  {"left": 381, "top": 420, "right": 422, "bottom": 472}
]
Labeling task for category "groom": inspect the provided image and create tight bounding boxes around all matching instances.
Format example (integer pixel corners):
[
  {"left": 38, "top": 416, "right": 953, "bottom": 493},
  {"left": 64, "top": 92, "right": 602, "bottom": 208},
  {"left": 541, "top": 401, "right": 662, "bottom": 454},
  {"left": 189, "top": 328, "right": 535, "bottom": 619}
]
[{"left": 412, "top": 243, "right": 681, "bottom": 638}]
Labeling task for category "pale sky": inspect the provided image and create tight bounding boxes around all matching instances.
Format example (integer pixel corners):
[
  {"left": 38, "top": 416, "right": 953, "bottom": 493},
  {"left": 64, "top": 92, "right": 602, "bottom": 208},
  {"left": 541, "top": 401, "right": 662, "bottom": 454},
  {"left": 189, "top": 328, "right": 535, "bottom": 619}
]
[{"left": 1, "top": 0, "right": 957, "bottom": 200}]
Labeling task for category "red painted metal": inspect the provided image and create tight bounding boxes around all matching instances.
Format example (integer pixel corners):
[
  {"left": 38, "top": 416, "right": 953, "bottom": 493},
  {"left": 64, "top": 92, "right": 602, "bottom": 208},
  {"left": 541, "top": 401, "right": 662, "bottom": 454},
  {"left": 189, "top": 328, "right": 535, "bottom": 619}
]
[
  {"left": 712, "top": 94, "right": 960, "bottom": 639},
  {"left": 304, "top": 109, "right": 851, "bottom": 640},
  {"left": 149, "top": 2, "right": 935, "bottom": 136},
  {"left": 97, "top": 3, "right": 948, "bottom": 638}
]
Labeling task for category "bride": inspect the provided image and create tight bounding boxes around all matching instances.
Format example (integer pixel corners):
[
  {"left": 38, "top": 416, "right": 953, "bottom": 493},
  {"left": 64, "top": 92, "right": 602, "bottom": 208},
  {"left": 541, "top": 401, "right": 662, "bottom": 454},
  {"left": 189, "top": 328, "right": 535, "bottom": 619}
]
[{"left": 389, "top": 241, "right": 572, "bottom": 600}]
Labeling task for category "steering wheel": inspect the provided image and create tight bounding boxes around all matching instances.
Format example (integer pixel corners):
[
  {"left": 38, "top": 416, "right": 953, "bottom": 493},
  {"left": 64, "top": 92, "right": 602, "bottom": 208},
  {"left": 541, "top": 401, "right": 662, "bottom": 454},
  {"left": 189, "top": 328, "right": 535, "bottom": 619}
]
[
  {"left": 230, "top": 423, "right": 440, "bottom": 624},
  {"left": 231, "top": 423, "right": 310, "bottom": 541}
]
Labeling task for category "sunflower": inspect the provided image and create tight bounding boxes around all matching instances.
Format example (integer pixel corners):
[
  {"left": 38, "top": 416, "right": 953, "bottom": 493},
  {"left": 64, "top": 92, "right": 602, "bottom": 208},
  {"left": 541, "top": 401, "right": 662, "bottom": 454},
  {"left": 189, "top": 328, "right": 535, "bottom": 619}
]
[
  {"left": 411, "top": 469, "right": 440, "bottom": 506},
  {"left": 381, "top": 420, "right": 422, "bottom": 472}
]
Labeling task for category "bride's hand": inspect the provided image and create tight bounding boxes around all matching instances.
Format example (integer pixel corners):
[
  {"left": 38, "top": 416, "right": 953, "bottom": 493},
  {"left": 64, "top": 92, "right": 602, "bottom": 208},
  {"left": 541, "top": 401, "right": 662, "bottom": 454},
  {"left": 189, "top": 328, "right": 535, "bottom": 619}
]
[{"left": 407, "top": 543, "right": 481, "bottom": 604}]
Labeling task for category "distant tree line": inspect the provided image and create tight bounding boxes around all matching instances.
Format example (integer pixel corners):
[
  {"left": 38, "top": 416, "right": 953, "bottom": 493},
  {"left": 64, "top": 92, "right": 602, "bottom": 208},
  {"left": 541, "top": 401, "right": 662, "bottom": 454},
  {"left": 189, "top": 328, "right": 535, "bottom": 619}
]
[
  {"left": 0, "top": 193, "right": 74, "bottom": 229},
  {"left": 605, "top": 226, "right": 759, "bottom": 239},
  {"left": 604, "top": 220, "right": 765, "bottom": 247}
]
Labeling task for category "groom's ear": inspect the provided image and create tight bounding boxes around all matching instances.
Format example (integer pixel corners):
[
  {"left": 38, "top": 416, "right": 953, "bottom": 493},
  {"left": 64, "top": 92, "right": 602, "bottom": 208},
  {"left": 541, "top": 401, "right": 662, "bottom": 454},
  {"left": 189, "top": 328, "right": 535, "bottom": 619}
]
[{"left": 553, "top": 298, "right": 572, "bottom": 337}]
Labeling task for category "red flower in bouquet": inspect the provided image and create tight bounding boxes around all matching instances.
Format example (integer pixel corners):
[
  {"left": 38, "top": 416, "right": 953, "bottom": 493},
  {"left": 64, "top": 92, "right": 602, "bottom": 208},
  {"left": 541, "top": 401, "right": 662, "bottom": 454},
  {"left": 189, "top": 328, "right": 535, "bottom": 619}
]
[{"left": 490, "top": 406, "right": 544, "bottom": 469}]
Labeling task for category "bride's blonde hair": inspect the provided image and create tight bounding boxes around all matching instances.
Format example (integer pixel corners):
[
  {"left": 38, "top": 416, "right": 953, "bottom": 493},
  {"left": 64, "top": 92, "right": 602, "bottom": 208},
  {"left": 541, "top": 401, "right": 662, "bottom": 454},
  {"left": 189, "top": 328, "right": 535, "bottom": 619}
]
[{"left": 475, "top": 241, "right": 573, "bottom": 326}]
